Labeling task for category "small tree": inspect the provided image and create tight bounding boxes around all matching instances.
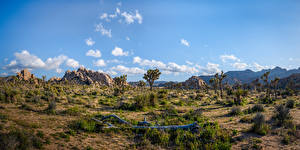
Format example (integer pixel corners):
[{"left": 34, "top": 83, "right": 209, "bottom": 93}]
[
  {"left": 143, "top": 69, "right": 161, "bottom": 91},
  {"left": 271, "top": 77, "right": 280, "bottom": 99},
  {"left": 42, "top": 75, "right": 46, "bottom": 82},
  {"left": 137, "top": 80, "right": 146, "bottom": 89},
  {"left": 209, "top": 77, "right": 218, "bottom": 95},
  {"left": 113, "top": 75, "right": 127, "bottom": 95},
  {"left": 261, "top": 71, "right": 270, "bottom": 98},
  {"left": 215, "top": 71, "right": 226, "bottom": 98}
]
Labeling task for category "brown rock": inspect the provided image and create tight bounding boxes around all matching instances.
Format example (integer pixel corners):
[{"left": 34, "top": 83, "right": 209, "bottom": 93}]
[
  {"left": 61, "top": 67, "right": 114, "bottom": 86},
  {"left": 182, "top": 76, "right": 207, "bottom": 89},
  {"left": 16, "top": 69, "right": 38, "bottom": 84}
]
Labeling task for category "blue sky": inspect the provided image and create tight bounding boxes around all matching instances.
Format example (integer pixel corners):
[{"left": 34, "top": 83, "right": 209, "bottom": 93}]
[{"left": 0, "top": 0, "right": 300, "bottom": 81}]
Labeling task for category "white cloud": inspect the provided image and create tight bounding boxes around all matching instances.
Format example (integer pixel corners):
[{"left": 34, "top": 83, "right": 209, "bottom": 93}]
[
  {"left": 111, "top": 65, "right": 145, "bottom": 75},
  {"left": 86, "top": 49, "right": 101, "bottom": 58},
  {"left": 85, "top": 38, "right": 95, "bottom": 46},
  {"left": 4, "top": 50, "right": 80, "bottom": 73},
  {"left": 107, "top": 59, "right": 122, "bottom": 64},
  {"left": 95, "top": 23, "right": 112, "bottom": 38},
  {"left": 112, "top": 46, "right": 129, "bottom": 56},
  {"left": 100, "top": 13, "right": 109, "bottom": 20},
  {"left": 180, "top": 39, "right": 190, "bottom": 47},
  {"left": 133, "top": 57, "right": 199, "bottom": 74},
  {"left": 14, "top": 50, "right": 46, "bottom": 69},
  {"left": 186, "top": 61, "right": 193, "bottom": 65},
  {"left": 220, "top": 54, "right": 240, "bottom": 62},
  {"left": 252, "top": 62, "right": 272, "bottom": 71},
  {"left": 121, "top": 10, "right": 143, "bottom": 24},
  {"left": 117, "top": 2, "right": 122, "bottom": 6},
  {"left": 93, "top": 59, "right": 106, "bottom": 67},
  {"left": 106, "top": 70, "right": 118, "bottom": 75},
  {"left": 66, "top": 58, "right": 79, "bottom": 68},
  {"left": 198, "top": 62, "right": 221, "bottom": 75},
  {"left": 232, "top": 62, "right": 248, "bottom": 70},
  {"left": 126, "top": 36, "right": 130, "bottom": 40},
  {"left": 133, "top": 56, "right": 142, "bottom": 64},
  {"left": 0, "top": 72, "right": 8, "bottom": 76},
  {"left": 45, "top": 55, "right": 68, "bottom": 70}
]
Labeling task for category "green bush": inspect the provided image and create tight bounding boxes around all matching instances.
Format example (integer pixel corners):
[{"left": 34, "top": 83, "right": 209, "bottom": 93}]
[
  {"left": 229, "top": 107, "right": 243, "bottom": 116},
  {"left": 251, "top": 104, "right": 264, "bottom": 113},
  {"left": 286, "top": 99, "right": 295, "bottom": 109},
  {"left": 251, "top": 113, "right": 269, "bottom": 135},
  {"left": 273, "top": 104, "right": 292, "bottom": 126},
  {"left": 64, "top": 106, "right": 85, "bottom": 116}
]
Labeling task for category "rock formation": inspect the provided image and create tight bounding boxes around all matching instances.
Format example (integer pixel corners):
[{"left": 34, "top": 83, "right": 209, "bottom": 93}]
[
  {"left": 61, "top": 67, "right": 114, "bottom": 86},
  {"left": 15, "top": 69, "right": 38, "bottom": 83},
  {"left": 182, "top": 76, "right": 207, "bottom": 89}
]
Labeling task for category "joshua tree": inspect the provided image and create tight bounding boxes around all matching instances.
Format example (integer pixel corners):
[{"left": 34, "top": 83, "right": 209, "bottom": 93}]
[
  {"left": 261, "top": 71, "right": 270, "bottom": 98},
  {"left": 137, "top": 80, "right": 146, "bottom": 89},
  {"left": 213, "top": 71, "right": 226, "bottom": 98},
  {"left": 143, "top": 69, "right": 161, "bottom": 91},
  {"left": 271, "top": 77, "right": 280, "bottom": 99},
  {"left": 113, "top": 75, "right": 127, "bottom": 94},
  {"left": 251, "top": 78, "right": 260, "bottom": 92},
  {"left": 209, "top": 77, "right": 219, "bottom": 95},
  {"left": 42, "top": 75, "right": 46, "bottom": 82}
]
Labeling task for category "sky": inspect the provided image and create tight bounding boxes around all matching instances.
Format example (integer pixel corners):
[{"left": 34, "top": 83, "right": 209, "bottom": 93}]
[{"left": 0, "top": 0, "right": 300, "bottom": 81}]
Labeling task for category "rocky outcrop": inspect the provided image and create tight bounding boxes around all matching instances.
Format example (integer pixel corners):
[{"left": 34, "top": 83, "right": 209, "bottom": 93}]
[
  {"left": 278, "top": 73, "right": 300, "bottom": 90},
  {"left": 48, "top": 77, "right": 61, "bottom": 83},
  {"left": 15, "top": 69, "right": 38, "bottom": 83},
  {"left": 182, "top": 76, "right": 207, "bottom": 89},
  {"left": 61, "top": 67, "right": 114, "bottom": 86},
  {"left": 17, "top": 69, "right": 35, "bottom": 80}
]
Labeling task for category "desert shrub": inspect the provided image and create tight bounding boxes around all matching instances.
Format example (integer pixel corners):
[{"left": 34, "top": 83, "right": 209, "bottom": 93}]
[
  {"left": 0, "top": 128, "right": 44, "bottom": 149},
  {"left": 260, "top": 97, "right": 274, "bottom": 104},
  {"left": 45, "top": 100, "right": 56, "bottom": 114},
  {"left": 64, "top": 106, "right": 85, "bottom": 116},
  {"left": 131, "top": 93, "right": 158, "bottom": 111},
  {"left": 133, "top": 122, "right": 232, "bottom": 149},
  {"left": 157, "top": 89, "right": 168, "bottom": 99},
  {"left": 285, "top": 99, "right": 295, "bottom": 109},
  {"left": 20, "top": 103, "right": 35, "bottom": 111},
  {"left": 251, "top": 104, "right": 264, "bottom": 113},
  {"left": 229, "top": 107, "right": 242, "bottom": 116},
  {"left": 71, "top": 119, "right": 96, "bottom": 132},
  {"left": 251, "top": 113, "right": 269, "bottom": 135},
  {"left": 273, "top": 104, "right": 292, "bottom": 126}
]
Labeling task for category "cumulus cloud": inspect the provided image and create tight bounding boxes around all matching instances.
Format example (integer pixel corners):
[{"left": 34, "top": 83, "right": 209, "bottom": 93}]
[
  {"left": 232, "top": 62, "right": 248, "bottom": 70},
  {"left": 45, "top": 55, "right": 68, "bottom": 70},
  {"left": 86, "top": 49, "right": 101, "bottom": 58},
  {"left": 93, "top": 59, "right": 106, "bottom": 67},
  {"left": 95, "top": 23, "right": 112, "bottom": 38},
  {"left": 107, "top": 59, "right": 122, "bottom": 64},
  {"left": 111, "top": 65, "right": 145, "bottom": 75},
  {"left": 251, "top": 62, "right": 273, "bottom": 71},
  {"left": 197, "top": 62, "right": 221, "bottom": 75},
  {"left": 121, "top": 10, "right": 143, "bottom": 24},
  {"left": 133, "top": 56, "right": 142, "bottom": 64},
  {"left": 133, "top": 57, "right": 199, "bottom": 74},
  {"left": 180, "top": 39, "right": 190, "bottom": 47},
  {"left": 112, "top": 46, "right": 129, "bottom": 56},
  {"left": 85, "top": 38, "right": 95, "bottom": 46},
  {"left": 4, "top": 50, "right": 80, "bottom": 73},
  {"left": 220, "top": 54, "right": 240, "bottom": 62},
  {"left": 66, "top": 58, "right": 79, "bottom": 68},
  {"left": 186, "top": 61, "right": 193, "bottom": 65}
]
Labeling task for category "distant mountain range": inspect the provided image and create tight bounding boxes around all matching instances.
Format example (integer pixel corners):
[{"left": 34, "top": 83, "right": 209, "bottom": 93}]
[{"left": 199, "top": 66, "right": 300, "bottom": 84}]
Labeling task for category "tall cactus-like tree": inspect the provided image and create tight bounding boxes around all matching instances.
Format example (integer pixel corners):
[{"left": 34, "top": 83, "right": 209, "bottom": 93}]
[
  {"left": 271, "top": 77, "right": 280, "bottom": 99},
  {"left": 113, "top": 75, "right": 127, "bottom": 94},
  {"left": 143, "top": 69, "right": 161, "bottom": 91},
  {"left": 216, "top": 71, "right": 227, "bottom": 98},
  {"left": 209, "top": 77, "right": 219, "bottom": 95},
  {"left": 137, "top": 80, "right": 146, "bottom": 89},
  {"left": 261, "top": 71, "right": 270, "bottom": 98}
]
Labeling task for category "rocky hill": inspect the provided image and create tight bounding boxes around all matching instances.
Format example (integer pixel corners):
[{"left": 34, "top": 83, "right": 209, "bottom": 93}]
[
  {"left": 199, "top": 67, "right": 300, "bottom": 85},
  {"left": 61, "top": 67, "right": 114, "bottom": 86},
  {"left": 278, "top": 73, "right": 300, "bottom": 90},
  {"left": 182, "top": 76, "right": 207, "bottom": 89}
]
